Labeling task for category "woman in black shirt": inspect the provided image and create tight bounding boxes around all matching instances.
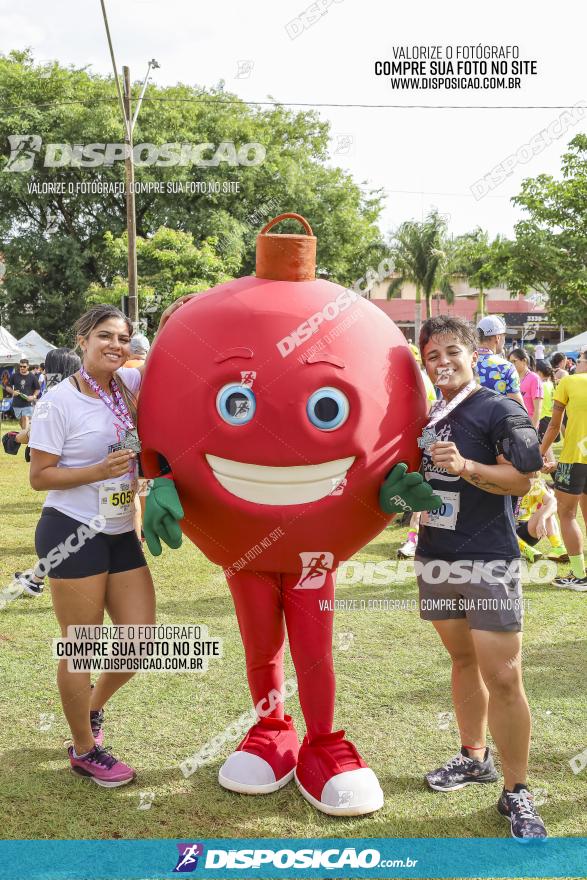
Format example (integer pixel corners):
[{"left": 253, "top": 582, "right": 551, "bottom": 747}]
[{"left": 415, "top": 316, "right": 547, "bottom": 841}]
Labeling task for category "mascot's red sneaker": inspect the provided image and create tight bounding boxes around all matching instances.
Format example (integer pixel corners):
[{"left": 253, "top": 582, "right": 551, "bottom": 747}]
[
  {"left": 219, "top": 715, "right": 300, "bottom": 794},
  {"left": 295, "top": 730, "right": 384, "bottom": 816}
]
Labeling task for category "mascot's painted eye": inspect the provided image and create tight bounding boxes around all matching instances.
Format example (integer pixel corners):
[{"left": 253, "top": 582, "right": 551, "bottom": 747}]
[
  {"left": 217, "top": 384, "right": 256, "bottom": 425},
  {"left": 306, "top": 387, "right": 350, "bottom": 431}
]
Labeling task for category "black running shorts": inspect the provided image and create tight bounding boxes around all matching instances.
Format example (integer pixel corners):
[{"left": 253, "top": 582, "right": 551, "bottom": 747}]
[
  {"left": 35, "top": 507, "right": 146, "bottom": 579},
  {"left": 553, "top": 462, "right": 587, "bottom": 496}
]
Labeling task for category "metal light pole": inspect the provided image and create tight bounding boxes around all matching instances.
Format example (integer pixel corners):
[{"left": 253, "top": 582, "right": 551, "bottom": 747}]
[
  {"left": 123, "top": 66, "right": 138, "bottom": 326},
  {"left": 123, "top": 60, "right": 159, "bottom": 327},
  {"left": 99, "top": 1, "right": 159, "bottom": 329}
]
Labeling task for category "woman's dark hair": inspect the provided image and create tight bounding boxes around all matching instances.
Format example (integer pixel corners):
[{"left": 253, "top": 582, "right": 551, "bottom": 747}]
[
  {"left": 511, "top": 348, "right": 537, "bottom": 370},
  {"left": 535, "top": 359, "right": 554, "bottom": 381},
  {"left": 73, "top": 304, "right": 132, "bottom": 344},
  {"left": 44, "top": 348, "right": 82, "bottom": 388},
  {"left": 510, "top": 347, "right": 530, "bottom": 363},
  {"left": 550, "top": 352, "right": 567, "bottom": 368},
  {"left": 419, "top": 315, "right": 477, "bottom": 354},
  {"left": 72, "top": 303, "right": 136, "bottom": 420}
]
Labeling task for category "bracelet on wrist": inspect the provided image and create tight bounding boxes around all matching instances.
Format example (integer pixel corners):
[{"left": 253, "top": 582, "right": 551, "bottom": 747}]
[{"left": 458, "top": 458, "right": 469, "bottom": 477}]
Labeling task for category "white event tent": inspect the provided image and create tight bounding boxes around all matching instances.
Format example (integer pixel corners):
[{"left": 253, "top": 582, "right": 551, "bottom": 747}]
[
  {"left": 17, "top": 330, "right": 56, "bottom": 363},
  {"left": 557, "top": 331, "right": 587, "bottom": 354},
  {"left": 0, "top": 326, "right": 24, "bottom": 365}
]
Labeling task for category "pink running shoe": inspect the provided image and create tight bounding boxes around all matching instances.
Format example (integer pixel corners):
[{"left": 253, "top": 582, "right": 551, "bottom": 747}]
[
  {"left": 90, "top": 708, "right": 104, "bottom": 747},
  {"left": 68, "top": 745, "right": 135, "bottom": 787}
]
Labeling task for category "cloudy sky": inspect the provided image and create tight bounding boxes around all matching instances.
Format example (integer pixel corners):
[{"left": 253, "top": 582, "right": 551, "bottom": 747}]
[{"left": 1, "top": 0, "right": 585, "bottom": 239}]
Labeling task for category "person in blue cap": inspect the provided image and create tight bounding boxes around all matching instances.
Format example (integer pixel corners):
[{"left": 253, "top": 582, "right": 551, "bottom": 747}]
[{"left": 476, "top": 315, "right": 523, "bottom": 405}]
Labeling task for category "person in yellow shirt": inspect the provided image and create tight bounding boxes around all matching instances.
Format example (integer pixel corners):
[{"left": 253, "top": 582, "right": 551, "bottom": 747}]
[
  {"left": 410, "top": 344, "right": 438, "bottom": 404},
  {"left": 398, "top": 345, "right": 437, "bottom": 558},
  {"left": 540, "top": 350, "right": 587, "bottom": 590},
  {"left": 516, "top": 476, "right": 567, "bottom": 564},
  {"left": 536, "top": 360, "right": 555, "bottom": 442}
]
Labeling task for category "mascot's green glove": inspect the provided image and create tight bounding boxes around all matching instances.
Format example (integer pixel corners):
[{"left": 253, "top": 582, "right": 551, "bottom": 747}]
[
  {"left": 143, "top": 477, "right": 184, "bottom": 556},
  {"left": 379, "top": 462, "right": 443, "bottom": 515}
]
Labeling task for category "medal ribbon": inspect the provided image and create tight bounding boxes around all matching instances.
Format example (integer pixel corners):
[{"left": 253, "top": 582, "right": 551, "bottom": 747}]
[
  {"left": 79, "top": 366, "right": 135, "bottom": 432},
  {"left": 425, "top": 379, "right": 477, "bottom": 431}
]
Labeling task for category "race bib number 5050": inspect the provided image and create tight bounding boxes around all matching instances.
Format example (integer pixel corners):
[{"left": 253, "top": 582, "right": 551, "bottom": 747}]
[{"left": 99, "top": 480, "right": 135, "bottom": 519}]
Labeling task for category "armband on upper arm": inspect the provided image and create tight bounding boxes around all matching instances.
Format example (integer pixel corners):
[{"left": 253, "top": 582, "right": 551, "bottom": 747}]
[{"left": 495, "top": 415, "right": 543, "bottom": 474}]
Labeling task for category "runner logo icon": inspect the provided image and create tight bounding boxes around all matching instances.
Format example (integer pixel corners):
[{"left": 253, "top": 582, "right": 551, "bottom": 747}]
[
  {"left": 173, "top": 843, "right": 204, "bottom": 872},
  {"left": 294, "top": 552, "right": 334, "bottom": 589}
]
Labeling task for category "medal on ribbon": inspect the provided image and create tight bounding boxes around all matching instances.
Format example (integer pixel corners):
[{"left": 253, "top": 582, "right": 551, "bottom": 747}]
[
  {"left": 417, "top": 426, "right": 439, "bottom": 453},
  {"left": 120, "top": 429, "right": 142, "bottom": 453},
  {"left": 418, "top": 379, "right": 477, "bottom": 454},
  {"left": 79, "top": 366, "right": 142, "bottom": 453}
]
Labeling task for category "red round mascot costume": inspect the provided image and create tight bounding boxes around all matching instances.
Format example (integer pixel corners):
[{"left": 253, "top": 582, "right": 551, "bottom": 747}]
[{"left": 139, "top": 214, "right": 429, "bottom": 815}]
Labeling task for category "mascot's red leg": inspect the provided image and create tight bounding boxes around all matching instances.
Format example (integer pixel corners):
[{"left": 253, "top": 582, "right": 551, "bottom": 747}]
[
  {"left": 218, "top": 570, "right": 300, "bottom": 795},
  {"left": 226, "top": 570, "right": 285, "bottom": 715},
  {"left": 282, "top": 570, "right": 335, "bottom": 738},
  {"left": 283, "top": 569, "right": 384, "bottom": 817}
]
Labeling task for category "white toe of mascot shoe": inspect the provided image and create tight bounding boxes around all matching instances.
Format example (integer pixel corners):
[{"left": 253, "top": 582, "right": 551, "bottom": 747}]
[
  {"left": 320, "top": 768, "right": 384, "bottom": 816},
  {"left": 218, "top": 715, "right": 299, "bottom": 795},
  {"left": 295, "top": 730, "right": 384, "bottom": 816},
  {"left": 219, "top": 751, "right": 283, "bottom": 794}
]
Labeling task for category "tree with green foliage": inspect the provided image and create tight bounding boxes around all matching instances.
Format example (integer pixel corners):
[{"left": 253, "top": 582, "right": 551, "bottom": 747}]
[
  {"left": 450, "top": 230, "right": 512, "bottom": 321},
  {"left": 0, "top": 50, "right": 385, "bottom": 339},
  {"left": 85, "top": 226, "right": 237, "bottom": 333},
  {"left": 0, "top": 234, "right": 88, "bottom": 344},
  {"left": 386, "top": 210, "right": 454, "bottom": 342},
  {"left": 511, "top": 134, "right": 587, "bottom": 332}
]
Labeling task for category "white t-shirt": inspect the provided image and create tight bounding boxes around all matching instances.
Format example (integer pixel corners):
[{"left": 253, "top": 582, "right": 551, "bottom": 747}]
[
  {"left": 535, "top": 344, "right": 545, "bottom": 359},
  {"left": 29, "top": 368, "right": 141, "bottom": 535}
]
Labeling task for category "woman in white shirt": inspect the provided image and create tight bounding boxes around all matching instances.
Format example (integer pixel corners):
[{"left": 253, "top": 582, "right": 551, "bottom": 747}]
[{"left": 29, "top": 299, "right": 192, "bottom": 787}]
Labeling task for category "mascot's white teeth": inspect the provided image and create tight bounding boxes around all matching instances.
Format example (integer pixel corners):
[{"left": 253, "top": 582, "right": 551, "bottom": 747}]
[{"left": 205, "top": 455, "right": 355, "bottom": 506}]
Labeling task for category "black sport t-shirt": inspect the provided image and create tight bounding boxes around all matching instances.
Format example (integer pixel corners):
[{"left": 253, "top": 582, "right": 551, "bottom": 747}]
[
  {"left": 11, "top": 371, "right": 40, "bottom": 404},
  {"left": 416, "top": 386, "right": 535, "bottom": 561}
]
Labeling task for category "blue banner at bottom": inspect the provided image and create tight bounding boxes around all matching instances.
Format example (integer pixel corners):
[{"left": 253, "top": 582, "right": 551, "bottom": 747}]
[{"left": 0, "top": 838, "right": 585, "bottom": 879}]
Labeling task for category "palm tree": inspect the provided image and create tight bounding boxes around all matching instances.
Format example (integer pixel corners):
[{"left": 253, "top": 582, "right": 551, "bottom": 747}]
[
  {"left": 451, "top": 230, "right": 511, "bottom": 322},
  {"left": 386, "top": 210, "right": 454, "bottom": 342}
]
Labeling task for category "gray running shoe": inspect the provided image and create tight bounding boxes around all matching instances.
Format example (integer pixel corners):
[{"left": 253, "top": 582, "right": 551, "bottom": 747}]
[
  {"left": 497, "top": 784, "right": 547, "bottom": 841},
  {"left": 426, "top": 747, "right": 498, "bottom": 791}
]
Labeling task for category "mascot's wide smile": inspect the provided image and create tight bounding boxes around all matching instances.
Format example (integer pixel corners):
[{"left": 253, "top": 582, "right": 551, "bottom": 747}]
[{"left": 205, "top": 454, "right": 355, "bottom": 505}]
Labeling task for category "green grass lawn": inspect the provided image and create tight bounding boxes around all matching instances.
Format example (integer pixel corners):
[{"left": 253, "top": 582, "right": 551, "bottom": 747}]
[{"left": 0, "top": 421, "right": 586, "bottom": 845}]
